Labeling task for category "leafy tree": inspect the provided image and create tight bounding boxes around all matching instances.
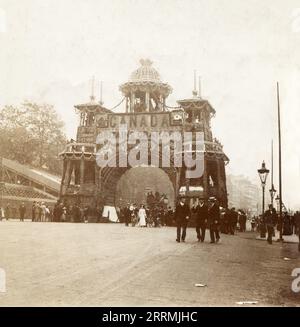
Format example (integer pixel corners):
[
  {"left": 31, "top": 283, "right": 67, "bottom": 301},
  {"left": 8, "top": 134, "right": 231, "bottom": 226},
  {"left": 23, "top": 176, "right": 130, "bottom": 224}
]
[{"left": 0, "top": 102, "right": 67, "bottom": 175}]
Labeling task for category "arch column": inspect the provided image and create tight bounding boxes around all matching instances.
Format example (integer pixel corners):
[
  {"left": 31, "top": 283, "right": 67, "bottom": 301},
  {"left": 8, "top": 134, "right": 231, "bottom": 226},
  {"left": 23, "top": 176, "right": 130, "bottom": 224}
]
[
  {"left": 60, "top": 158, "right": 67, "bottom": 196},
  {"left": 130, "top": 91, "right": 135, "bottom": 112},
  {"left": 63, "top": 160, "right": 73, "bottom": 193},
  {"left": 202, "top": 156, "right": 208, "bottom": 200},
  {"left": 126, "top": 97, "right": 129, "bottom": 113},
  {"left": 80, "top": 157, "right": 85, "bottom": 185}
]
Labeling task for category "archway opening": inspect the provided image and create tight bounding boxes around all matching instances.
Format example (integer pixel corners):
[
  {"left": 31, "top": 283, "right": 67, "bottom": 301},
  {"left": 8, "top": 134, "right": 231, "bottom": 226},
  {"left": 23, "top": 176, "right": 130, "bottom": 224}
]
[{"left": 115, "top": 167, "right": 175, "bottom": 209}]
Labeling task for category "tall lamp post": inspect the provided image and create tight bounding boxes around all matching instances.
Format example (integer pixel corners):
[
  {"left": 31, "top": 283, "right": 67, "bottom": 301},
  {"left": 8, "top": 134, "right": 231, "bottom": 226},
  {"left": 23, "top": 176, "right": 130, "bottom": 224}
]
[
  {"left": 257, "top": 161, "right": 270, "bottom": 238},
  {"left": 277, "top": 82, "right": 284, "bottom": 241}
]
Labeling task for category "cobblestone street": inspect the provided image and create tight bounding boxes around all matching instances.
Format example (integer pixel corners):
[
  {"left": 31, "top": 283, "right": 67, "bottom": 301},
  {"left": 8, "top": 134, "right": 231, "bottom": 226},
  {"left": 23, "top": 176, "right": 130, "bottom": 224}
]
[{"left": 0, "top": 221, "right": 299, "bottom": 306}]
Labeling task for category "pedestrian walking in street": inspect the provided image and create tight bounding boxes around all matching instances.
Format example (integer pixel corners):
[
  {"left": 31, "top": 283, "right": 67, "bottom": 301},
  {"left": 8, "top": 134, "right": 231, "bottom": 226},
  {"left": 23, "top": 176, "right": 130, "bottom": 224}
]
[
  {"left": 5, "top": 203, "right": 10, "bottom": 220},
  {"left": 19, "top": 202, "right": 26, "bottom": 222},
  {"left": 36, "top": 202, "right": 42, "bottom": 222},
  {"left": 61, "top": 206, "right": 67, "bottom": 222},
  {"left": 229, "top": 207, "right": 238, "bottom": 235},
  {"left": 222, "top": 208, "right": 231, "bottom": 234},
  {"left": 282, "top": 211, "right": 292, "bottom": 236},
  {"left": 56, "top": 202, "right": 64, "bottom": 222},
  {"left": 129, "top": 204, "right": 137, "bottom": 226},
  {"left": 251, "top": 216, "right": 256, "bottom": 231},
  {"left": 174, "top": 198, "right": 190, "bottom": 243},
  {"left": 138, "top": 204, "right": 147, "bottom": 227},
  {"left": 40, "top": 202, "right": 46, "bottom": 222},
  {"left": 31, "top": 201, "right": 37, "bottom": 222},
  {"left": 195, "top": 200, "right": 208, "bottom": 242},
  {"left": 124, "top": 203, "right": 131, "bottom": 226},
  {"left": 208, "top": 197, "right": 220, "bottom": 243},
  {"left": 264, "top": 204, "right": 277, "bottom": 244},
  {"left": 45, "top": 205, "right": 50, "bottom": 222},
  {"left": 52, "top": 201, "right": 59, "bottom": 222},
  {"left": 238, "top": 210, "right": 247, "bottom": 232}
]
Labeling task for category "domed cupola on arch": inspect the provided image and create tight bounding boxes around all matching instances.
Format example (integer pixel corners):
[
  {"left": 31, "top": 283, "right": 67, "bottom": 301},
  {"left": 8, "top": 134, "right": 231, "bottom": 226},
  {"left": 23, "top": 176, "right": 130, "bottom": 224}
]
[{"left": 120, "top": 59, "right": 172, "bottom": 113}]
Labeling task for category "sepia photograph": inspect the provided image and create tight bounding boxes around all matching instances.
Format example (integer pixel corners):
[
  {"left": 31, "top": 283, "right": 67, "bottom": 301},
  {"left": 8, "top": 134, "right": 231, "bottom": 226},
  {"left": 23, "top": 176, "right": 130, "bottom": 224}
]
[{"left": 0, "top": 0, "right": 300, "bottom": 314}]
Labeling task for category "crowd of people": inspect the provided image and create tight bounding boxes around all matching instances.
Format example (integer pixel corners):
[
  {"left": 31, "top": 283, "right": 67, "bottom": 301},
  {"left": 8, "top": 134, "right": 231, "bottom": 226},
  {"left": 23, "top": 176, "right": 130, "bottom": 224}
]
[
  {"left": 1, "top": 197, "right": 299, "bottom": 251},
  {"left": 119, "top": 204, "right": 174, "bottom": 227},
  {"left": 119, "top": 197, "right": 253, "bottom": 244},
  {"left": 0, "top": 202, "right": 52, "bottom": 222},
  {"left": 257, "top": 206, "right": 300, "bottom": 246},
  {"left": 0, "top": 201, "right": 101, "bottom": 223}
]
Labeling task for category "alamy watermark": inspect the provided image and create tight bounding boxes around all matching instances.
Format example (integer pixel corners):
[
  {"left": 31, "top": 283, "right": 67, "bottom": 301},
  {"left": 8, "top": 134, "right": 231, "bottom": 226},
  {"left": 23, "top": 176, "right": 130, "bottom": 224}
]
[
  {"left": 291, "top": 268, "right": 300, "bottom": 293},
  {"left": 96, "top": 127, "right": 205, "bottom": 178},
  {"left": 0, "top": 268, "right": 6, "bottom": 293}
]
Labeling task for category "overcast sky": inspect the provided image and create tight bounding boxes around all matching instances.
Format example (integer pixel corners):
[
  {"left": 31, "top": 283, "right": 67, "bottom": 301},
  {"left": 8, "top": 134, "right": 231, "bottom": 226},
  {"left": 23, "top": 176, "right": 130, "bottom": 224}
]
[{"left": 1, "top": 0, "right": 300, "bottom": 207}]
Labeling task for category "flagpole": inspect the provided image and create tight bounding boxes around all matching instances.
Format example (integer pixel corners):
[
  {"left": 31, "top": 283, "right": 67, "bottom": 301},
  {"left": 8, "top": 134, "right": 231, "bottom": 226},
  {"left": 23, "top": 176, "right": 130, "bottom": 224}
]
[
  {"left": 277, "top": 82, "right": 283, "bottom": 241},
  {"left": 271, "top": 140, "right": 274, "bottom": 206}
]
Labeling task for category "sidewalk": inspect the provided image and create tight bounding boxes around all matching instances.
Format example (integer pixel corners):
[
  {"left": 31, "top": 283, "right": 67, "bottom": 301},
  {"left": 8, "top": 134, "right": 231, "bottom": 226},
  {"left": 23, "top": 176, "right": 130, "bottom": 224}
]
[{"left": 256, "top": 230, "right": 299, "bottom": 244}]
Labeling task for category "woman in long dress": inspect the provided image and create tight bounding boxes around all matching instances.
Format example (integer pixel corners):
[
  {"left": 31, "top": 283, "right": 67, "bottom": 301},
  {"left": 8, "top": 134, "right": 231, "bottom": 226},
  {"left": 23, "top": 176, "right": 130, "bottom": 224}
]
[{"left": 138, "top": 205, "right": 147, "bottom": 227}]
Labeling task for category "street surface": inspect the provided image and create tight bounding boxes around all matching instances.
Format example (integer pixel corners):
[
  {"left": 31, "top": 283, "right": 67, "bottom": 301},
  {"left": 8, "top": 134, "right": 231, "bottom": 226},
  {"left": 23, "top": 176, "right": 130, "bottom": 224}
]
[{"left": 0, "top": 221, "right": 299, "bottom": 306}]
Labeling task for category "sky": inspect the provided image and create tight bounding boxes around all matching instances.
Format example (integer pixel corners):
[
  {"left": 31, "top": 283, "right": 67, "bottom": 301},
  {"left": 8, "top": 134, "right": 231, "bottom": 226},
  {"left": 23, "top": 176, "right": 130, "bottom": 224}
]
[{"left": 1, "top": 0, "right": 300, "bottom": 208}]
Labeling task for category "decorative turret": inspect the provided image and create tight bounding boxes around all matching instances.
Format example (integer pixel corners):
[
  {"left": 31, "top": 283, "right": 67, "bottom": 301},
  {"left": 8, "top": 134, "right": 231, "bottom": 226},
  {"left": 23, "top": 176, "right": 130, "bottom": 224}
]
[
  {"left": 177, "top": 72, "right": 229, "bottom": 207},
  {"left": 177, "top": 73, "right": 215, "bottom": 140},
  {"left": 120, "top": 59, "right": 172, "bottom": 113},
  {"left": 75, "top": 78, "right": 111, "bottom": 128}
]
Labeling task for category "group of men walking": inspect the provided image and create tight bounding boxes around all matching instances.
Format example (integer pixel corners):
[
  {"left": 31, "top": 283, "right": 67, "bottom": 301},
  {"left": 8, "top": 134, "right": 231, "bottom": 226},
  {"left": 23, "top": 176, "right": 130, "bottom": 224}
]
[
  {"left": 174, "top": 196, "right": 221, "bottom": 243},
  {"left": 173, "top": 197, "right": 300, "bottom": 251}
]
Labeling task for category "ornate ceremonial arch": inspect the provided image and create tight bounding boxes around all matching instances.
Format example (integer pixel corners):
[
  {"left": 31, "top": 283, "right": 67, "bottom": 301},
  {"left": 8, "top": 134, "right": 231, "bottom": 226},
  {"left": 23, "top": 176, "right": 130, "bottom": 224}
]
[{"left": 59, "top": 59, "right": 229, "bottom": 214}]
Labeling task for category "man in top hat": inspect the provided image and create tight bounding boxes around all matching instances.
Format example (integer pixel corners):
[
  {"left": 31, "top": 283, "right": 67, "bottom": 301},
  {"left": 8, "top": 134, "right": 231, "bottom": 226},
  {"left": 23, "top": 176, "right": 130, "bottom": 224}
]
[
  {"left": 174, "top": 197, "right": 190, "bottom": 242},
  {"left": 208, "top": 197, "right": 220, "bottom": 243}
]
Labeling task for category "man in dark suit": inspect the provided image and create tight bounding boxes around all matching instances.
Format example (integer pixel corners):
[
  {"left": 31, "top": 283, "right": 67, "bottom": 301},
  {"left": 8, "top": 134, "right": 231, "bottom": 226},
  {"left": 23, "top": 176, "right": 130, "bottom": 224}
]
[
  {"left": 195, "top": 200, "right": 208, "bottom": 242},
  {"left": 19, "top": 202, "right": 26, "bottom": 222},
  {"left": 208, "top": 197, "right": 220, "bottom": 243},
  {"left": 174, "top": 197, "right": 190, "bottom": 242},
  {"left": 238, "top": 210, "right": 247, "bottom": 232},
  {"left": 124, "top": 204, "right": 131, "bottom": 226},
  {"left": 264, "top": 204, "right": 277, "bottom": 244},
  {"left": 229, "top": 207, "right": 238, "bottom": 235}
]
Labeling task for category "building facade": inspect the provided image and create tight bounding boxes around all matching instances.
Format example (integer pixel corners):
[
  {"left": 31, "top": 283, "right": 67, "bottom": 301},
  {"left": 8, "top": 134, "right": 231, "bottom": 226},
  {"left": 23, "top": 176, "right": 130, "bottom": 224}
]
[{"left": 227, "top": 174, "right": 260, "bottom": 214}]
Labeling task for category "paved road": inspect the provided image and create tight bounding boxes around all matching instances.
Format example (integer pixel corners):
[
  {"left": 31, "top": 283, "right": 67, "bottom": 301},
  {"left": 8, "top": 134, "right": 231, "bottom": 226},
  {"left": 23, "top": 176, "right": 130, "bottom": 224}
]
[{"left": 0, "top": 221, "right": 299, "bottom": 306}]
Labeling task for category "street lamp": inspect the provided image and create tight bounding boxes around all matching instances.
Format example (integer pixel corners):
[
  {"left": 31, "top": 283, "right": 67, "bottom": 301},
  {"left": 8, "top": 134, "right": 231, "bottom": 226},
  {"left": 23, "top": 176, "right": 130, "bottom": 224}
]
[{"left": 257, "top": 161, "right": 270, "bottom": 238}]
